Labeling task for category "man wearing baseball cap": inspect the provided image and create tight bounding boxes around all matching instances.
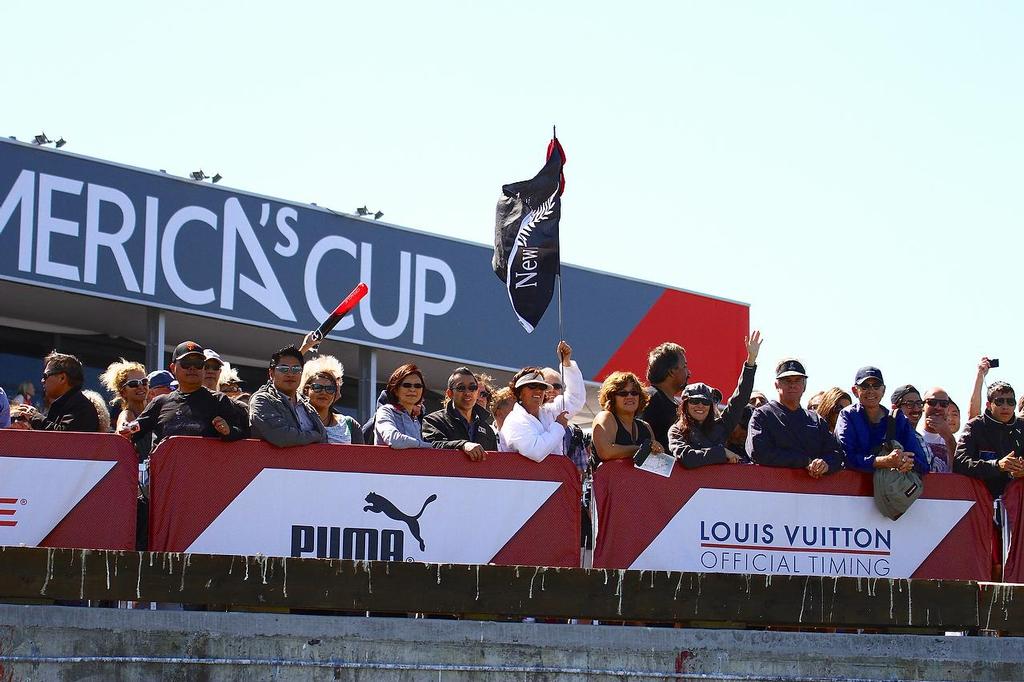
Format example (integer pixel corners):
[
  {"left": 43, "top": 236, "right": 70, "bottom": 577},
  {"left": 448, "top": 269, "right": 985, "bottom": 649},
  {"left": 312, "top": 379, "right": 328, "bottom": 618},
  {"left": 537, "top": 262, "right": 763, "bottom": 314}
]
[
  {"left": 835, "top": 367, "right": 928, "bottom": 475},
  {"left": 119, "top": 340, "right": 249, "bottom": 449},
  {"left": 746, "top": 358, "right": 844, "bottom": 478}
]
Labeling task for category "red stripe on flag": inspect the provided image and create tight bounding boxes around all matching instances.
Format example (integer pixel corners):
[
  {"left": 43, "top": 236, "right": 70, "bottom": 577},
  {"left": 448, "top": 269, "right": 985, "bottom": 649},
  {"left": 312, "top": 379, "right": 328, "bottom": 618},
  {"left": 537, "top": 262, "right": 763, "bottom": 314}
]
[
  {"left": 0, "top": 509, "right": 15, "bottom": 515},
  {"left": 0, "top": 520, "right": 16, "bottom": 526},
  {"left": 0, "top": 498, "right": 17, "bottom": 504}
]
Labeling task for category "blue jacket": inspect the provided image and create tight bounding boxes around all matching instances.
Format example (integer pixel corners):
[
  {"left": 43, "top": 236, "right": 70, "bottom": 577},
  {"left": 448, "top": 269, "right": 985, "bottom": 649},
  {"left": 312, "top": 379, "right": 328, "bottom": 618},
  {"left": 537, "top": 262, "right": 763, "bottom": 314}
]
[
  {"left": 834, "top": 403, "right": 928, "bottom": 474},
  {"left": 746, "top": 400, "right": 845, "bottom": 473}
]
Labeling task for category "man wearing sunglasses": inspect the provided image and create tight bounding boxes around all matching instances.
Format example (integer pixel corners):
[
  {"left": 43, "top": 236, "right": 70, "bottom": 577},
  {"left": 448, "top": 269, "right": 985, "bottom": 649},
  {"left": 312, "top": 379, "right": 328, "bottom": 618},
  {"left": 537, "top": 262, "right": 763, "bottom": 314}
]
[
  {"left": 954, "top": 381, "right": 1024, "bottom": 498},
  {"left": 422, "top": 367, "right": 497, "bottom": 461},
  {"left": 747, "top": 358, "right": 844, "bottom": 479},
  {"left": 250, "top": 346, "right": 326, "bottom": 447},
  {"left": 120, "top": 341, "right": 248, "bottom": 446},
  {"left": 835, "top": 367, "right": 928, "bottom": 475},
  {"left": 891, "top": 385, "right": 948, "bottom": 473},
  {"left": 919, "top": 388, "right": 957, "bottom": 472},
  {"left": 11, "top": 351, "right": 99, "bottom": 433}
]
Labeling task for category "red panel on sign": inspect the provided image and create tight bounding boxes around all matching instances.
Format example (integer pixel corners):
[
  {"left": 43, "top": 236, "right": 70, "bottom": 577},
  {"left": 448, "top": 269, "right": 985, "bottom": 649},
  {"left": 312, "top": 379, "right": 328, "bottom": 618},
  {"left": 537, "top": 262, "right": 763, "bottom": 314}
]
[
  {"left": 0, "top": 431, "right": 137, "bottom": 550},
  {"left": 593, "top": 460, "right": 994, "bottom": 581},
  {"left": 150, "top": 438, "right": 581, "bottom": 568},
  {"left": 1003, "top": 480, "right": 1024, "bottom": 583},
  {"left": 593, "top": 288, "right": 748, "bottom": 392}
]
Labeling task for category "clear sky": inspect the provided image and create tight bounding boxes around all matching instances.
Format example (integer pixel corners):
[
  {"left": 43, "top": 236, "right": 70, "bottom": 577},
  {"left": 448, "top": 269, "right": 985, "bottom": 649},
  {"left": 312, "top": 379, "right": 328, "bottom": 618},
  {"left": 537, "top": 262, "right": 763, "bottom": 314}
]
[{"left": 5, "top": 1, "right": 1022, "bottom": 406}]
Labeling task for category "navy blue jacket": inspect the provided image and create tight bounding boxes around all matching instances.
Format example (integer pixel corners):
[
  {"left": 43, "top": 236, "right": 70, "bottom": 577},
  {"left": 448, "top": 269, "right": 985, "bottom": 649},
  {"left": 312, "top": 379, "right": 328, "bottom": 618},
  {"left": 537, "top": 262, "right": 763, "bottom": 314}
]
[
  {"left": 834, "top": 404, "right": 928, "bottom": 475},
  {"left": 746, "top": 400, "right": 845, "bottom": 473}
]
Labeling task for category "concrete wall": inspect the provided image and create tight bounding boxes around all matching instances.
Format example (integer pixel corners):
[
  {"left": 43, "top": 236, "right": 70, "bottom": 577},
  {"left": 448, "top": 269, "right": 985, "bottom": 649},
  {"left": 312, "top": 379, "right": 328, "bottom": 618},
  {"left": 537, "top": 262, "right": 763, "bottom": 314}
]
[{"left": 1, "top": 604, "right": 1022, "bottom": 681}]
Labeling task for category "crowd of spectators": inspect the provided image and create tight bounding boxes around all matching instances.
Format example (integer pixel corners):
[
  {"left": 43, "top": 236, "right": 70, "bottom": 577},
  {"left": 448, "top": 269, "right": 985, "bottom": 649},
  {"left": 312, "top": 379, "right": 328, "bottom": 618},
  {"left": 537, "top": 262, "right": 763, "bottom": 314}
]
[{"left": 5, "top": 336, "right": 1023, "bottom": 509}]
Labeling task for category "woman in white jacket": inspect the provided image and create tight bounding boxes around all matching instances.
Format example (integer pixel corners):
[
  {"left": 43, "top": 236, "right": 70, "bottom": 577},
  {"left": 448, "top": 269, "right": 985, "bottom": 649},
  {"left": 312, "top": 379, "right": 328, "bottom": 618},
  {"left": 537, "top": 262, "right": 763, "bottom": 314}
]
[{"left": 500, "top": 341, "right": 586, "bottom": 462}]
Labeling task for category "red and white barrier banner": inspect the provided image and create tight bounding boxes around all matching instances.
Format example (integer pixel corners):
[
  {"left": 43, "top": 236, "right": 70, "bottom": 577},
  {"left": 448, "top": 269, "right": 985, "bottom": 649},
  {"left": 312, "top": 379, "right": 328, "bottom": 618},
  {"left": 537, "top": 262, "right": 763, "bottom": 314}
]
[
  {"left": 150, "top": 438, "right": 582, "bottom": 567},
  {"left": 0, "top": 431, "right": 137, "bottom": 550},
  {"left": 594, "top": 461, "right": 994, "bottom": 581},
  {"left": 1002, "top": 480, "right": 1024, "bottom": 583}
]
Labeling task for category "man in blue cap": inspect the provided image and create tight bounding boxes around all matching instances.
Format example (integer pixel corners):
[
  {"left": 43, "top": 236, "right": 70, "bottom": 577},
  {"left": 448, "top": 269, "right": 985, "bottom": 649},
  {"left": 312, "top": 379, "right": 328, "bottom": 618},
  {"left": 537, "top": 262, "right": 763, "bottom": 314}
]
[{"left": 835, "top": 366, "right": 928, "bottom": 474}]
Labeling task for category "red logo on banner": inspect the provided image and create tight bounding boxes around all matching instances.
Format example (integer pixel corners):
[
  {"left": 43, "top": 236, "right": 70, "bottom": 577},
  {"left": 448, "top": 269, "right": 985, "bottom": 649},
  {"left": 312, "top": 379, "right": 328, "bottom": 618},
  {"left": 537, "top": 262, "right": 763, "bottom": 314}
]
[{"left": 0, "top": 498, "right": 19, "bottom": 527}]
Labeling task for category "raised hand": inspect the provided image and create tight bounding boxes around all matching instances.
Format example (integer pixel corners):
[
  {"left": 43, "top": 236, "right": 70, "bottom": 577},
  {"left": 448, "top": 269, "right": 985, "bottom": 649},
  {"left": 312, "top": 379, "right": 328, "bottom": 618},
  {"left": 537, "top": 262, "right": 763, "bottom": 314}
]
[
  {"left": 557, "top": 340, "right": 573, "bottom": 367},
  {"left": 744, "top": 330, "right": 763, "bottom": 365}
]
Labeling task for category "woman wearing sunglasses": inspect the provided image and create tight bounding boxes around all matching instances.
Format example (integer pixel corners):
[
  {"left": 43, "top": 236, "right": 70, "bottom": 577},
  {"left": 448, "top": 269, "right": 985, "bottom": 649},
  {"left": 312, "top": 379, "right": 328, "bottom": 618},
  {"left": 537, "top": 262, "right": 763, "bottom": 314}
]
[
  {"left": 668, "top": 331, "right": 762, "bottom": 468},
  {"left": 299, "top": 355, "right": 363, "bottom": 445},
  {"left": 591, "top": 371, "right": 661, "bottom": 462},
  {"left": 501, "top": 341, "right": 585, "bottom": 462},
  {"left": 375, "top": 363, "right": 432, "bottom": 449},
  {"left": 100, "top": 358, "right": 149, "bottom": 433}
]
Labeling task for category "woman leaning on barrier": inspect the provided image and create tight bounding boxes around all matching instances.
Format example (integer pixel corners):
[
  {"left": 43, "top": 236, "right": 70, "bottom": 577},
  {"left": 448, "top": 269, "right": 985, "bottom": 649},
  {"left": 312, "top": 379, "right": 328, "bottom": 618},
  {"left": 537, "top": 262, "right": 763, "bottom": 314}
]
[
  {"left": 300, "top": 355, "right": 363, "bottom": 445},
  {"left": 374, "top": 363, "right": 432, "bottom": 449},
  {"left": 591, "top": 371, "right": 661, "bottom": 462},
  {"left": 668, "top": 331, "right": 762, "bottom": 468}
]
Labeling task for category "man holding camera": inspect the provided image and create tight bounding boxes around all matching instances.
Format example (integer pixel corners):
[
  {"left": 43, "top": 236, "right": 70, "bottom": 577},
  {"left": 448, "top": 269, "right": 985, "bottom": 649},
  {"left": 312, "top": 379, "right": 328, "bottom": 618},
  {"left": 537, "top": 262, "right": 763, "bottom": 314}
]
[
  {"left": 954, "top": 381, "right": 1024, "bottom": 498},
  {"left": 835, "top": 367, "right": 928, "bottom": 475}
]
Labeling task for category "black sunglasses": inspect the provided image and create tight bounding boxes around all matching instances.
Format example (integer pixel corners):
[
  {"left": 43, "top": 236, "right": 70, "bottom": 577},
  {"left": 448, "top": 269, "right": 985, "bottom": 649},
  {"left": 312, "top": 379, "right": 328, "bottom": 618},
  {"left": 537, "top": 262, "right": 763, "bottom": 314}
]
[
  {"left": 452, "top": 383, "right": 479, "bottom": 393},
  {"left": 308, "top": 382, "right": 337, "bottom": 393},
  {"left": 687, "top": 397, "right": 712, "bottom": 406},
  {"left": 177, "top": 359, "right": 205, "bottom": 369},
  {"left": 548, "top": 383, "right": 564, "bottom": 391},
  {"left": 925, "top": 398, "right": 950, "bottom": 408},
  {"left": 614, "top": 390, "right": 641, "bottom": 397},
  {"left": 991, "top": 397, "right": 1016, "bottom": 407}
]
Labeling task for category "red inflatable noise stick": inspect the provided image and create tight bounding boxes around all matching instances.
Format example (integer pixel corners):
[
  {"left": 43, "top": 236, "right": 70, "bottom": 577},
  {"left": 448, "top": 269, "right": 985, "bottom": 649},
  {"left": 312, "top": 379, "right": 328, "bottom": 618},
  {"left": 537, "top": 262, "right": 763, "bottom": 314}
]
[{"left": 309, "top": 282, "right": 369, "bottom": 345}]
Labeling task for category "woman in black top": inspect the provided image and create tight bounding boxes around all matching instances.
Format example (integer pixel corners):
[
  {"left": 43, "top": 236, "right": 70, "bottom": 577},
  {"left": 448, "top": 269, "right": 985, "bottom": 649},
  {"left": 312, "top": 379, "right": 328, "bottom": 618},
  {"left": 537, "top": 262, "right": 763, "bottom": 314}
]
[
  {"left": 591, "top": 371, "right": 662, "bottom": 461},
  {"left": 669, "top": 331, "right": 762, "bottom": 468}
]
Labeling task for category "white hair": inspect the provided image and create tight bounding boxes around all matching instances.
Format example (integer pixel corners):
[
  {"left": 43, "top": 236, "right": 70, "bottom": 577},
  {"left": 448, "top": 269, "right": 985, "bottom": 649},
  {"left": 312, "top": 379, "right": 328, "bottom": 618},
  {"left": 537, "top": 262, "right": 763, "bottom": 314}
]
[
  {"left": 82, "top": 389, "right": 111, "bottom": 433},
  {"left": 218, "top": 361, "right": 241, "bottom": 388},
  {"left": 300, "top": 355, "right": 345, "bottom": 394}
]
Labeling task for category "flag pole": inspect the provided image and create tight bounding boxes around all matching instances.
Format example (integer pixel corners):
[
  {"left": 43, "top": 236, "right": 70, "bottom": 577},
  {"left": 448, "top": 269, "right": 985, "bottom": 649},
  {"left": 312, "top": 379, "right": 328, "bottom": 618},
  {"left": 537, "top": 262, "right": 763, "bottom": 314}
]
[{"left": 553, "top": 124, "right": 566, "bottom": 413}]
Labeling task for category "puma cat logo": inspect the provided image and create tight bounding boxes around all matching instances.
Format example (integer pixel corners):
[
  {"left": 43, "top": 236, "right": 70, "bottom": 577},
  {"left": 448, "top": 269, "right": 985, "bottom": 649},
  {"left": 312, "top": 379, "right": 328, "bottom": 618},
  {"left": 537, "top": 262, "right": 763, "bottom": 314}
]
[{"left": 363, "top": 492, "right": 438, "bottom": 551}]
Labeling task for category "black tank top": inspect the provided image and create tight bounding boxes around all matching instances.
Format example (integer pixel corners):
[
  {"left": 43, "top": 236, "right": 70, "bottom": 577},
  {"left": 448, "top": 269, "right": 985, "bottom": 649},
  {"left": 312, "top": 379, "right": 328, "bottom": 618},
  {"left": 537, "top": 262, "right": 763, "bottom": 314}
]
[{"left": 612, "top": 414, "right": 648, "bottom": 446}]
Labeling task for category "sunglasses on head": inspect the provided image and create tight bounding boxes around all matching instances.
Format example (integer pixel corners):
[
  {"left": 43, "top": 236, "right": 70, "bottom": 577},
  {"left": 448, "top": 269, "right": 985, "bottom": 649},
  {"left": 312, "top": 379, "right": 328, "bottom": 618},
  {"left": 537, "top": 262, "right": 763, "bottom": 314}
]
[
  {"left": 452, "top": 383, "right": 478, "bottom": 393},
  {"left": 925, "top": 398, "right": 950, "bottom": 408},
  {"left": 309, "top": 382, "right": 337, "bottom": 393},
  {"left": 614, "top": 390, "right": 641, "bottom": 398},
  {"left": 122, "top": 378, "right": 149, "bottom": 389},
  {"left": 991, "top": 397, "right": 1016, "bottom": 407},
  {"left": 177, "top": 359, "right": 204, "bottom": 369},
  {"left": 400, "top": 381, "right": 423, "bottom": 390}
]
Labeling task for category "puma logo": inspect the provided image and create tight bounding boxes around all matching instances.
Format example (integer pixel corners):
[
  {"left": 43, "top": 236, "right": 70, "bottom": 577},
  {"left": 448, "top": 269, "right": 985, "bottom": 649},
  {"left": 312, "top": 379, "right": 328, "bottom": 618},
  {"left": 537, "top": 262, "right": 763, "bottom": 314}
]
[{"left": 363, "top": 492, "right": 437, "bottom": 551}]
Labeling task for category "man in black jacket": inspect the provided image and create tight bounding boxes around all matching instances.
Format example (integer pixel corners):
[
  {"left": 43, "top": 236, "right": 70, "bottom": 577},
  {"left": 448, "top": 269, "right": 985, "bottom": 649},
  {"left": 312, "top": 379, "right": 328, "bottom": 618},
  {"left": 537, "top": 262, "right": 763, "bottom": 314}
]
[
  {"left": 120, "top": 341, "right": 248, "bottom": 448},
  {"left": 954, "top": 381, "right": 1024, "bottom": 498},
  {"left": 640, "top": 342, "right": 689, "bottom": 452},
  {"left": 11, "top": 351, "right": 99, "bottom": 432},
  {"left": 422, "top": 367, "right": 497, "bottom": 461}
]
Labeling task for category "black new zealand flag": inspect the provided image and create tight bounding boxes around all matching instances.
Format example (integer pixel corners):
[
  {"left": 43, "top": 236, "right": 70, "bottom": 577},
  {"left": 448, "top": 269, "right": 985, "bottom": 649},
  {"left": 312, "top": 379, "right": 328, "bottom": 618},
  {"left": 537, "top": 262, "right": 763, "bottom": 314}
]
[{"left": 492, "top": 137, "right": 566, "bottom": 333}]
